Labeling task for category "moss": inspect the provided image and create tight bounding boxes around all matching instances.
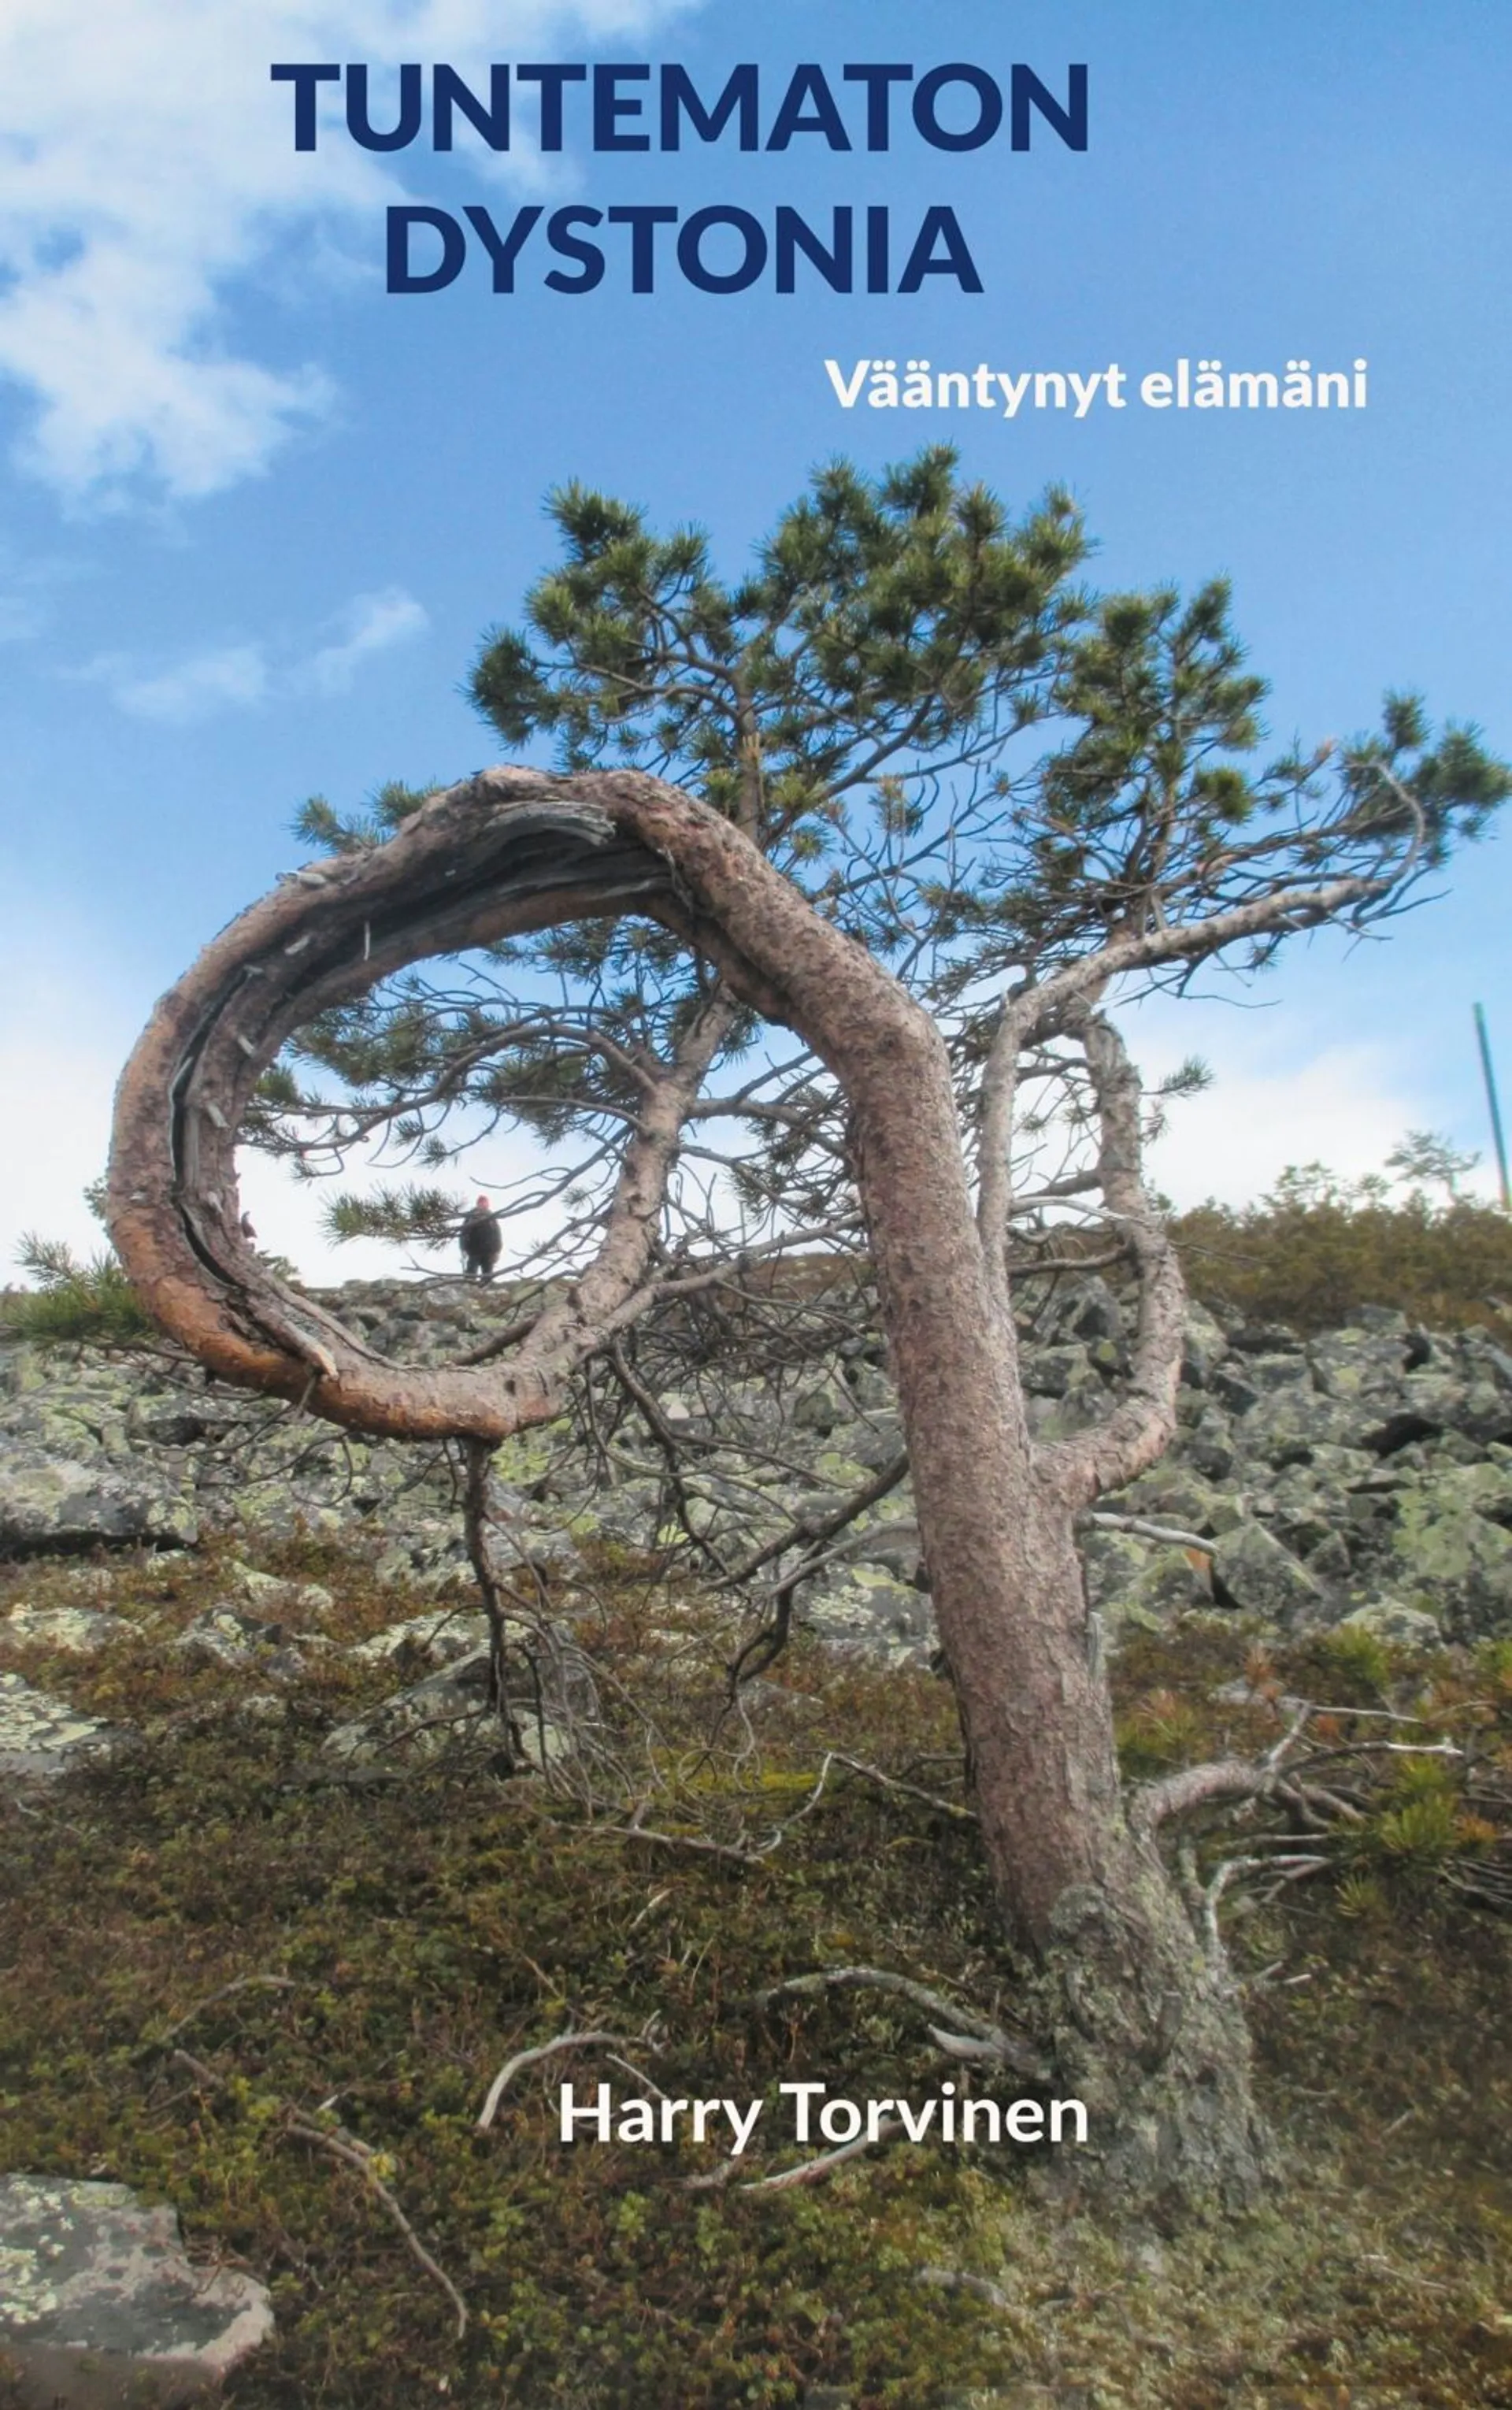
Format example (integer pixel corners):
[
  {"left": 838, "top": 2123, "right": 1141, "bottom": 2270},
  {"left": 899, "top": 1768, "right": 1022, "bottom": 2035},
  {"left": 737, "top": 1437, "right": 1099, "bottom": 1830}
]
[{"left": 2, "top": 1547, "right": 1510, "bottom": 2405}]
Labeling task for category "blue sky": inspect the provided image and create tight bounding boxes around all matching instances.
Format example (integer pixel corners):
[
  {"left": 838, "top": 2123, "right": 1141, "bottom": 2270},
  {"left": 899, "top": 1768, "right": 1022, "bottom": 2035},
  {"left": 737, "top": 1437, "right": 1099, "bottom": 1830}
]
[{"left": 2, "top": 0, "right": 1509, "bottom": 1276}]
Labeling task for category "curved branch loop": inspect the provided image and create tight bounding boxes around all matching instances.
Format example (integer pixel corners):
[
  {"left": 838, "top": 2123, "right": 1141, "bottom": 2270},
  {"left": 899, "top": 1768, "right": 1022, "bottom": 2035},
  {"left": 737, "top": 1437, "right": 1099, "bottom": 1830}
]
[{"left": 108, "top": 768, "right": 961, "bottom": 1446}]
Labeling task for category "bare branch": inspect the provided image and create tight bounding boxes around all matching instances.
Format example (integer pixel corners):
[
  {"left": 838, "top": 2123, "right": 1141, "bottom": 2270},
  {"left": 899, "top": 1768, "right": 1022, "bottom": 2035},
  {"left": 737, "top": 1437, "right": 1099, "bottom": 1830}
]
[
  {"left": 1038, "top": 1012, "right": 1187, "bottom": 1504},
  {"left": 477, "top": 2029, "right": 647, "bottom": 2134},
  {"left": 753, "top": 1966, "right": 1050, "bottom": 2081},
  {"left": 738, "top": 2118, "right": 903, "bottom": 2192}
]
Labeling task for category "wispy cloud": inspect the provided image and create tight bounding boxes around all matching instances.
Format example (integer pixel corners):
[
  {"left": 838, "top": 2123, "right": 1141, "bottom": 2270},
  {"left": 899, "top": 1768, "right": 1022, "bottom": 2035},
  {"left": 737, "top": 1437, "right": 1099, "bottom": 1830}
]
[
  {"left": 79, "top": 580, "right": 428, "bottom": 722},
  {"left": 305, "top": 585, "right": 430, "bottom": 694},
  {"left": 1128, "top": 999, "right": 1484, "bottom": 1210},
  {"left": 0, "top": 0, "right": 695, "bottom": 506},
  {"left": 96, "top": 641, "right": 270, "bottom": 725}
]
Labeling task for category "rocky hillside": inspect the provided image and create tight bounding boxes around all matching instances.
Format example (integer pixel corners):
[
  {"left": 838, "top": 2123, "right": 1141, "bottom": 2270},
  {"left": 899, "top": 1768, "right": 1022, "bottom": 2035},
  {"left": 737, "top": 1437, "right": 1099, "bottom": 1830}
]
[
  {"left": 4, "top": 1274, "right": 1511, "bottom": 1663},
  {"left": 4, "top": 1277, "right": 1511, "bottom": 2408}
]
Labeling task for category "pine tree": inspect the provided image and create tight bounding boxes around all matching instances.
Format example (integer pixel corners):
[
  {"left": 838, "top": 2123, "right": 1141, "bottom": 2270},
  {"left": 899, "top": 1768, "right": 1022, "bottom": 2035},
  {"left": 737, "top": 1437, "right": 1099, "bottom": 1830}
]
[{"left": 107, "top": 452, "right": 1510, "bottom": 2207}]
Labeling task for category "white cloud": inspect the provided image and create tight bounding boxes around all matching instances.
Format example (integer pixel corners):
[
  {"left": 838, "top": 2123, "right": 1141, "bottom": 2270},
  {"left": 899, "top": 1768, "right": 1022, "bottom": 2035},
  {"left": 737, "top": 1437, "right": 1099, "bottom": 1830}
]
[
  {"left": 101, "top": 641, "right": 270, "bottom": 724},
  {"left": 78, "top": 580, "right": 428, "bottom": 721},
  {"left": 305, "top": 584, "right": 430, "bottom": 693},
  {"left": 0, "top": 0, "right": 696, "bottom": 504},
  {"left": 1125, "top": 997, "right": 1495, "bottom": 1210}
]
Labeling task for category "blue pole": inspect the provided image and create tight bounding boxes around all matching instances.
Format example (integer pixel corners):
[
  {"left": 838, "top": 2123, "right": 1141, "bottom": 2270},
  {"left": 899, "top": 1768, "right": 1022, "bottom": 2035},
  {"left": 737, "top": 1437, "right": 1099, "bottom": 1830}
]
[{"left": 1474, "top": 1003, "right": 1510, "bottom": 1211}]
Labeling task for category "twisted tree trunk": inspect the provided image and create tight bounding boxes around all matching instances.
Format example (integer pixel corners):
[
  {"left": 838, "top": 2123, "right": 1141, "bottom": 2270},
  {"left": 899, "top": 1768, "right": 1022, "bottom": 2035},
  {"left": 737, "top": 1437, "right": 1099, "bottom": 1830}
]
[{"left": 108, "top": 767, "right": 1264, "bottom": 2207}]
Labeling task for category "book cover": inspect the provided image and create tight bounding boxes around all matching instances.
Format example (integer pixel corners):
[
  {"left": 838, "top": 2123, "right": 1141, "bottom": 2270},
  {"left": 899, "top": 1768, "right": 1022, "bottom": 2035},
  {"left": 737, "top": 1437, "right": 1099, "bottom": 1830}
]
[{"left": 1, "top": 7, "right": 1509, "bottom": 2406}]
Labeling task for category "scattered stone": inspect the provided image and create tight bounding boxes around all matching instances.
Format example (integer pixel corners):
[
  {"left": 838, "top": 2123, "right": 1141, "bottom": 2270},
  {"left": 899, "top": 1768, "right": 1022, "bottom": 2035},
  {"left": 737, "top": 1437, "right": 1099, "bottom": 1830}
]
[
  {"left": 1024, "top": 1344, "right": 1090, "bottom": 1399},
  {"left": 2, "top": 1605, "right": 128, "bottom": 1655},
  {"left": 324, "top": 1649, "right": 565, "bottom": 1770},
  {"left": 350, "top": 1609, "right": 491, "bottom": 1667},
  {"left": 0, "top": 2174, "right": 273, "bottom": 2404},
  {"left": 1056, "top": 1276, "right": 1125, "bottom": 1344},
  {"left": 1180, "top": 1304, "right": 1228, "bottom": 1389},
  {"left": 6, "top": 1278, "right": 1512, "bottom": 1663},
  {"left": 224, "top": 1562, "right": 335, "bottom": 1622},
  {"left": 1339, "top": 1600, "right": 1443, "bottom": 1648},
  {"left": 791, "top": 1378, "right": 852, "bottom": 1435},
  {"left": 1210, "top": 1364, "right": 1261, "bottom": 1417},
  {"left": 802, "top": 1569, "right": 933, "bottom": 1664},
  {"left": 1211, "top": 1524, "right": 1331, "bottom": 1630},
  {"left": 0, "top": 1453, "right": 197, "bottom": 1556},
  {"left": 0, "top": 1674, "right": 123, "bottom": 1782},
  {"left": 173, "top": 1610, "right": 290, "bottom": 1671}
]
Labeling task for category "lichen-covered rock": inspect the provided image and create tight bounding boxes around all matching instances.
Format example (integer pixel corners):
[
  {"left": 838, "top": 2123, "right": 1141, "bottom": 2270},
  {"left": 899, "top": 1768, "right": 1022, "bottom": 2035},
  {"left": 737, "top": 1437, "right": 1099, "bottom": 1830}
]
[
  {"left": 1308, "top": 1324, "right": 1421, "bottom": 1400},
  {"left": 0, "top": 2173, "right": 272, "bottom": 2400},
  {"left": 1080, "top": 1525, "right": 1214, "bottom": 1630},
  {"left": 1110, "top": 1467, "right": 1247, "bottom": 1537},
  {"left": 1024, "top": 1344, "right": 1091, "bottom": 1399},
  {"left": 172, "top": 1608, "right": 319, "bottom": 1678},
  {"left": 1211, "top": 1524, "right": 1331, "bottom": 1629},
  {"left": 1, "top": 1605, "right": 127, "bottom": 1655},
  {"left": 1243, "top": 1351, "right": 1315, "bottom": 1394},
  {"left": 350, "top": 1608, "right": 491, "bottom": 1667},
  {"left": 1233, "top": 1387, "right": 1368, "bottom": 1466},
  {"left": 6, "top": 1277, "right": 1512, "bottom": 1671},
  {"left": 1047, "top": 1276, "right": 1125, "bottom": 1344},
  {"left": 1183, "top": 1409, "right": 1238, "bottom": 1479},
  {"left": 224, "top": 1562, "right": 335, "bottom": 1622},
  {"left": 1179, "top": 1303, "right": 1229, "bottom": 1389},
  {"left": 324, "top": 1648, "right": 565, "bottom": 1768},
  {"left": 0, "top": 1452, "right": 197, "bottom": 1555},
  {"left": 802, "top": 1568, "right": 933, "bottom": 1663},
  {"left": 1385, "top": 1477, "right": 1512, "bottom": 1640},
  {"left": 1339, "top": 1599, "right": 1444, "bottom": 1648},
  {"left": 0, "top": 1674, "right": 123, "bottom": 1782},
  {"left": 791, "top": 1377, "right": 853, "bottom": 1435}
]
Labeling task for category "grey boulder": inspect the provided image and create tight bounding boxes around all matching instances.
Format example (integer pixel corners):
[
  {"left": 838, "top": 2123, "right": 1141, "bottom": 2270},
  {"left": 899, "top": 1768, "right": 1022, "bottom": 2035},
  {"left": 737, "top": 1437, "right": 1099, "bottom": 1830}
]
[{"left": 0, "top": 2175, "right": 273, "bottom": 2405}]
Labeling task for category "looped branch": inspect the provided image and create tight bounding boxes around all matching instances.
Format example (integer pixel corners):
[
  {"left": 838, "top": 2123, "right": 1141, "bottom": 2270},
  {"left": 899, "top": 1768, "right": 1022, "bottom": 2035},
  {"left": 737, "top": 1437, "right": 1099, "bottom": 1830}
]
[{"left": 107, "top": 767, "right": 941, "bottom": 1444}]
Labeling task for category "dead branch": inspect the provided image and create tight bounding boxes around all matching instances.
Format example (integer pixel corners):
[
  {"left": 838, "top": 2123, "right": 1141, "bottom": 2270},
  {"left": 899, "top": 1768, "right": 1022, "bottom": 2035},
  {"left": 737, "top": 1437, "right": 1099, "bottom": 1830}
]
[
  {"left": 594, "top": 1823, "right": 765, "bottom": 1867},
  {"left": 739, "top": 2116, "right": 902, "bottom": 2193},
  {"left": 753, "top": 1965, "right": 1050, "bottom": 2082},
  {"left": 824, "top": 1752, "right": 976, "bottom": 1823},
  {"left": 477, "top": 2028, "right": 649, "bottom": 2134},
  {"left": 1083, "top": 1511, "right": 1214, "bottom": 1555},
  {"left": 148, "top": 1973, "right": 296, "bottom": 2047},
  {"left": 281, "top": 2115, "right": 468, "bottom": 2341},
  {"left": 164, "top": 2041, "right": 466, "bottom": 2342}
]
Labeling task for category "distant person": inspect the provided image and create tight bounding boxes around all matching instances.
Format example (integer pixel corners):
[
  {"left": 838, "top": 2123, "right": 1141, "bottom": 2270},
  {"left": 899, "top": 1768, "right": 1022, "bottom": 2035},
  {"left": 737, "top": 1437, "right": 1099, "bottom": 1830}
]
[{"left": 460, "top": 1195, "right": 502, "bottom": 1284}]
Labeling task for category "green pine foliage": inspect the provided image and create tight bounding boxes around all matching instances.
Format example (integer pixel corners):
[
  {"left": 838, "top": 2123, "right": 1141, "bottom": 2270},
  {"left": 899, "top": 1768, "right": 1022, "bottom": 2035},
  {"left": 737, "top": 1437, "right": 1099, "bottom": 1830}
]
[
  {"left": 250, "top": 454, "right": 1509, "bottom": 1266},
  {"left": 469, "top": 454, "right": 1087, "bottom": 851},
  {"left": 0, "top": 1235, "right": 154, "bottom": 1346}
]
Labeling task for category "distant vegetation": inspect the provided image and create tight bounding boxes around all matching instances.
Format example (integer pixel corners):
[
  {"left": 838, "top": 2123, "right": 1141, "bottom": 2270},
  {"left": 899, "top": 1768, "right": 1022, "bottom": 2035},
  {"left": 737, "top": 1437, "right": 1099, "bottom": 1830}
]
[
  {"left": 6, "top": 1135, "right": 1510, "bottom": 1351},
  {"left": 1171, "top": 1144, "right": 1512, "bottom": 1334}
]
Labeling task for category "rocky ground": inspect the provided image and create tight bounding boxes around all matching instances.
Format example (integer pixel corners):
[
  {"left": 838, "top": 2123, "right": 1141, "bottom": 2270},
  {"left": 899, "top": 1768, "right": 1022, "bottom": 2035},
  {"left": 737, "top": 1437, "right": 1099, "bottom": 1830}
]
[
  {"left": 2, "top": 1275, "right": 1511, "bottom": 2405},
  {"left": 3, "top": 1273, "right": 1510, "bottom": 1671}
]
